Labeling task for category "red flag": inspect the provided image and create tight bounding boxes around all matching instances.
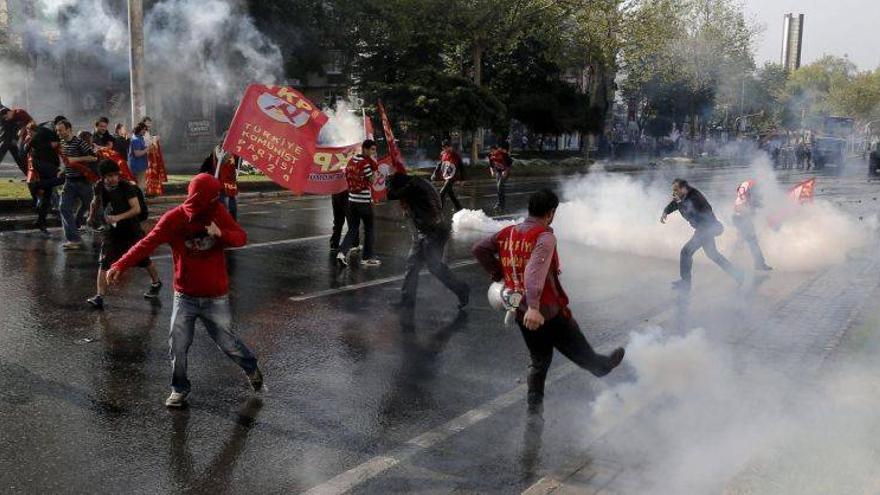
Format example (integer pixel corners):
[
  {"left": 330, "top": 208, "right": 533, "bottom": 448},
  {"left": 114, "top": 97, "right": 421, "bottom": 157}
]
[
  {"left": 303, "top": 142, "right": 361, "bottom": 195},
  {"left": 768, "top": 177, "right": 817, "bottom": 229},
  {"left": 222, "top": 84, "right": 328, "bottom": 195},
  {"left": 377, "top": 100, "right": 406, "bottom": 173},
  {"left": 371, "top": 154, "right": 395, "bottom": 203},
  {"left": 789, "top": 177, "right": 815, "bottom": 204},
  {"left": 96, "top": 148, "right": 135, "bottom": 182}
]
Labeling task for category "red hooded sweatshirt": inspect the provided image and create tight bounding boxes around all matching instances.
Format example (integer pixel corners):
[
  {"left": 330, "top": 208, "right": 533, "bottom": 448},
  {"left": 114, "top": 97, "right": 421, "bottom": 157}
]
[{"left": 112, "top": 173, "right": 247, "bottom": 297}]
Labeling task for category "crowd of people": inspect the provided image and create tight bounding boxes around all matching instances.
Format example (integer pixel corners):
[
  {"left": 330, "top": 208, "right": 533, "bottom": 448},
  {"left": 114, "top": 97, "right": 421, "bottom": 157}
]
[{"left": 4, "top": 106, "right": 773, "bottom": 418}]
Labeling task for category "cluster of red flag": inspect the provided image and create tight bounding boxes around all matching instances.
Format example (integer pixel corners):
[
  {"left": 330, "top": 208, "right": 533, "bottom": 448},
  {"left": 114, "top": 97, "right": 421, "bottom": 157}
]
[{"left": 222, "top": 84, "right": 406, "bottom": 200}]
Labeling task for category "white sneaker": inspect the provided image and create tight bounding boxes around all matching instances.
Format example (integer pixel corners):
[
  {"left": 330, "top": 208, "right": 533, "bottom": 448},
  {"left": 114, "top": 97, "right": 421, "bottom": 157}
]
[
  {"left": 361, "top": 258, "right": 381, "bottom": 267},
  {"left": 165, "top": 391, "right": 188, "bottom": 408},
  {"left": 336, "top": 251, "right": 349, "bottom": 267}
]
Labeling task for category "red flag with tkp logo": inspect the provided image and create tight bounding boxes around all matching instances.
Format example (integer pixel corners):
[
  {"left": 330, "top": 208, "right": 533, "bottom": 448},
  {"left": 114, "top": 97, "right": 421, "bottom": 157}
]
[{"left": 222, "top": 84, "right": 328, "bottom": 195}]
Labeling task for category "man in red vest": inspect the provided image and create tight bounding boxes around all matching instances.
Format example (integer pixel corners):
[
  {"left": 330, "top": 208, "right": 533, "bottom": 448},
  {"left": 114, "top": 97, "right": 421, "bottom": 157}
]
[
  {"left": 473, "top": 189, "right": 625, "bottom": 417},
  {"left": 732, "top": 179, "right": 772, "bottom": 271}
]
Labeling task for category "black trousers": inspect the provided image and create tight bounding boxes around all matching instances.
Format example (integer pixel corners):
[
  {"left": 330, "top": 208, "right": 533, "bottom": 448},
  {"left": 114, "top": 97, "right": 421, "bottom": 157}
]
[
  {"left": 494, "top": 173, "right": 507, "bottom": 209},
  {"left": 0, "top": 140, "right": 26, "bottom": 175},
  {"left": 518, "top": 313, "right": 615, "bottom": 405},
  {"left": 680, "top": 226, "right": 740, "bottom": 283},
  {"left": 339, "top": 201, "right": 375, "bottom": 259},
  {"left": 732, "top": 214, "right": 767, "bottom": 268},
  {"left": 439, "top": 180, "right": 462, "bottom": 211},
  {"left": 29, "top": 160, "right": 63, "bottom": 228},
  {"left": 330, "top": 191, "right": 358, "bottom": 250},
  {"left": 400, "top": 228, "right": 469, "bottom": 304}
]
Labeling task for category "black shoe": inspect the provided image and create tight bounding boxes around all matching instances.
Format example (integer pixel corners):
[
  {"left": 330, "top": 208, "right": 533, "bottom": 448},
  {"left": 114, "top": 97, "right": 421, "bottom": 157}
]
[
  {"left": 144, "top": 281, "right": 162, "bottom": 299},
  {"left": 671, "top": 279, "right": 691, "bottom": 291},
  {"left": 87, "top": 295, "right": 104, "bottom": 310},
  {"left": 247, "top": 367, "right": 264, "bottom": 392},
  {"left": 608, "top": 347, "right": 625, "bottom": 370}
]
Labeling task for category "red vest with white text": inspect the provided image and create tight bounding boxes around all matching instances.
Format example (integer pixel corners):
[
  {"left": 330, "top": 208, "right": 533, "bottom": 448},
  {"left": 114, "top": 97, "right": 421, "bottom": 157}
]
[
  {"left": 734, "top": 179, "right": 755, "bottom": 214},
  {"left": 496, "top": 224, "right": 569, "bottom": 312}
]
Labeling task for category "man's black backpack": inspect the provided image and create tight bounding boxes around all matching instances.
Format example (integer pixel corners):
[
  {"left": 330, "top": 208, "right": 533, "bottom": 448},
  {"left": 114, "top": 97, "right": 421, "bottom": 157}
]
[{"left": 134, "top": 184, "right": 149, "bottom": 222}]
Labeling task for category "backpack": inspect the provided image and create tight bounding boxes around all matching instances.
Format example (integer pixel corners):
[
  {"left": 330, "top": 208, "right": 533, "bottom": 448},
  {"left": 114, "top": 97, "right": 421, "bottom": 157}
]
[{"left": 134, "top": 184, "right": 149, "bottom": 222}]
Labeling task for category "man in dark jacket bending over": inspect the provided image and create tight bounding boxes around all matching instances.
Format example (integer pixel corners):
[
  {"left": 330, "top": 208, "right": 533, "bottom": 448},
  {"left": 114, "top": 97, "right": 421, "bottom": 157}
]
[
  {"left": 661, "top": 178, "right": 742, "bottom": 291},
  {"left": 388, "top": 172, "right": 470, "bottom": 310}
]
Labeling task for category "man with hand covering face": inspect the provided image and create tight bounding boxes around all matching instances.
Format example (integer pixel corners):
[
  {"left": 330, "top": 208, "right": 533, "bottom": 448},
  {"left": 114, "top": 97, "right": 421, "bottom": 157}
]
[{"left": 107, "top": 173, "right": 263, "bottom": 408}]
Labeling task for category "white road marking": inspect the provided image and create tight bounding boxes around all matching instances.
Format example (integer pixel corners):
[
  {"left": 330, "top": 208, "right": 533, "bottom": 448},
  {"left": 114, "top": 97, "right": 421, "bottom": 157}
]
[
  {"left": 289, "top": 260, "right": 478, "bottom": 302},
  {"left": 300, "top": 362, "right": 578, "bottom": 495}
]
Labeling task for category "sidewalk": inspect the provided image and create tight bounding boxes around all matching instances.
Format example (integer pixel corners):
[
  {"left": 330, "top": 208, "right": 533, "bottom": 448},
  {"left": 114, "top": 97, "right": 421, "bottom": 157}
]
[{"left": 522, "top": 246, "right": 880, "bottom": 494}]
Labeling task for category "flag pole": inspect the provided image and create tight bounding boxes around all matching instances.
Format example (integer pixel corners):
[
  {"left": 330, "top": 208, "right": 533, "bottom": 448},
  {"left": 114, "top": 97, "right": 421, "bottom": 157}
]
[{"left": 362, "top": 108, "right": 368, "bottom": 140}]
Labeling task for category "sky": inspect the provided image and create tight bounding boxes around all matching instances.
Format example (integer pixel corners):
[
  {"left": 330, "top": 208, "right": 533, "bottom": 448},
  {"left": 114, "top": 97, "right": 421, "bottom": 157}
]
[{"left": 743, "top": 0, "right": 880, "bottom": 71}]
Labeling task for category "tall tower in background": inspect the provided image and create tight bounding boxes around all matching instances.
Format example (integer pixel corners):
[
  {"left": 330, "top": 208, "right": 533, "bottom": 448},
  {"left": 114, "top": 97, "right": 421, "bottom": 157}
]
[{"left": 781, "top": 13, "right": 805, "bottom": 71}]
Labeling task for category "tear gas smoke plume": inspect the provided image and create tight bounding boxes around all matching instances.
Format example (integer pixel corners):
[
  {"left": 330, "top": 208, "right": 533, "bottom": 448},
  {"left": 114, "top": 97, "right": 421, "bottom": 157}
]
[
  {"left": 453, "top": 157, "right": 873, "bottom": 272},
  {"left": 584, "top": 327, "right": 880, "bottom": 494},
  {"left": 318, "top": 100, "right": 367, "bottom": 147},
  {"left": 453, "top": 152, "right": 880, "bottom": 492},
  {"left": 3, "top": 0, "right": 281, "bottom": 144}
]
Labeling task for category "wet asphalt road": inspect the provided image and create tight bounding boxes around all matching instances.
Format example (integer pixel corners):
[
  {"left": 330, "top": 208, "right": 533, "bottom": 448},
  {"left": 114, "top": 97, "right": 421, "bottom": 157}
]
[{"left": 0, "top": 165, "right": 876, "bottom": 494}]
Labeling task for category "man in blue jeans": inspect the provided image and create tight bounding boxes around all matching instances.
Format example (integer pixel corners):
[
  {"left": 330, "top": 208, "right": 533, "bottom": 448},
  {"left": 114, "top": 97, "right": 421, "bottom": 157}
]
[
  {"left": 56, "top": 119, "right": 97, "bottom": 250},
  {"left": 107, "top": 174, "right": 263, "bottom": 408}
]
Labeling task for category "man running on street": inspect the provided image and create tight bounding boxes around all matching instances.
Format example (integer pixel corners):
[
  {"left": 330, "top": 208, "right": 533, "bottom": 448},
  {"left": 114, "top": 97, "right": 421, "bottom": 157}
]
[
  {"left": 488, "top": 143, "right": 512, "bottom": 212},
  {"left": 56, "top": 119, "right": 97, "bottom": 250},
  {"left": 732, "top": 179, "right": 772, "bottom": 271},
  {"left": 107, "top": 173, "right": 263, "bottom": 408},
  {"left": 86, "top": 160, "right": 162, "bottom": 310},
  {"left": 661, "top": 178, "right": 743, "bottom": 291},
  {"left": 337, "top": 139, "right": 380, "bottom": 267},
  {"left": 473, "top": 189, "right": 624, "bottom": 417},
  {"left": 0, "top": 106, "right": 34, "bottom": 175},
  {"left": 436, "top": 140, "right": 463, "bottom": 212},
  {"left": 388, "top": 172, "right": 470, "bottom": 311}
]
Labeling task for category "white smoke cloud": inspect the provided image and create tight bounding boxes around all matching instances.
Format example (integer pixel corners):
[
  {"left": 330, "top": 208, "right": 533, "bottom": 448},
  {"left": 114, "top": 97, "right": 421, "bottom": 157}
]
[
  {"left": 6, "top": 0, "right": 282, "bottom": 132},
  {"left": 452, "top": 163, "right": 872, "bottom": 272},
  {"left": 585, "top": 328, "right": 880, "bottom": 494},
  {"left": 318, "top": 100, "right": 368, "bottom": 147}
]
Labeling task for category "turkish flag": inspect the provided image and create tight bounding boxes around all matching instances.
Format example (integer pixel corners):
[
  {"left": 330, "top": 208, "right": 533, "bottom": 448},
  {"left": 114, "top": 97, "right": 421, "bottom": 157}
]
[
  {"left": 222, "top": 84, "right": 328, "bottom": 195},
  {"left": 378, "top": 100, "right": 406, "bottom": 173}
]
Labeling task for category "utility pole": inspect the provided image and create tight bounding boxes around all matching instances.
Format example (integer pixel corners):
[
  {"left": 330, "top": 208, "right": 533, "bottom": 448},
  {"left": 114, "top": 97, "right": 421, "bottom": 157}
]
[{"left": 128, "top": 0, "right": 146, "bottom": 127}]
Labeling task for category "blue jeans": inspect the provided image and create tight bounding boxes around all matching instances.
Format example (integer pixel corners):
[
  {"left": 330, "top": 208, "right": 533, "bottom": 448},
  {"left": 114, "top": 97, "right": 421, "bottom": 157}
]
[
  {"left": 60, "top": 178, "right": 94, "bottom": 242},
  {"left": 220, "top": 192, "right": 237, "bottom": 220},
  {"left": 169, "top": 292, "right": 258, "bottom": 394}
]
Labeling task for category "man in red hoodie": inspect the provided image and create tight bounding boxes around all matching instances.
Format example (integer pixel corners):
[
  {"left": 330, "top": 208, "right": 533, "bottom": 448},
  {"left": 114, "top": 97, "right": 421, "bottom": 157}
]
[{"left": 106, "top": 173, "right": 263, "bottom": 408}]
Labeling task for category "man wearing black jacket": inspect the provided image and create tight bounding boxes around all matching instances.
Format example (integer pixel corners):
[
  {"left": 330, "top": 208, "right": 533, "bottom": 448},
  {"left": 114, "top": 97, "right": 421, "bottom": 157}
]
[
  {"left": 388, "top": 172, "right": 470, "bottom": 310},
  {"left": 661, "top": 179, "right": 742, "bottom": 291}
]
